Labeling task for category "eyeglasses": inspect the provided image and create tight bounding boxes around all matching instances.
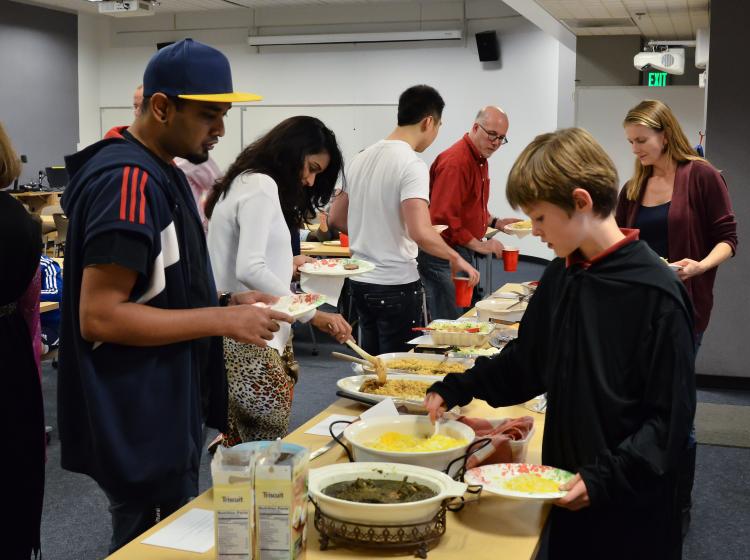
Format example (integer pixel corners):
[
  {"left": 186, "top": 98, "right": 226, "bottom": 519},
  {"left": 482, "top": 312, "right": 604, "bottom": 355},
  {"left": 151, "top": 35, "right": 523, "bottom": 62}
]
[{"left": 477, "top": 123, "right": 508, "bottom": 145}]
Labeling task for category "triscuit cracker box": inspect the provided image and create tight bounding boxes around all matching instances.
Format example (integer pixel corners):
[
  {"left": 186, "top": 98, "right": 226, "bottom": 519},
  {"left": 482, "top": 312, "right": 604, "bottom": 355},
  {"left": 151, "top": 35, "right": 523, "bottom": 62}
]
[
  {"left": 254, "top": 441, "right": 309, "bottom": 560},
  {"left": 212, "top": 446, "right": 256, "bottom": 560}
]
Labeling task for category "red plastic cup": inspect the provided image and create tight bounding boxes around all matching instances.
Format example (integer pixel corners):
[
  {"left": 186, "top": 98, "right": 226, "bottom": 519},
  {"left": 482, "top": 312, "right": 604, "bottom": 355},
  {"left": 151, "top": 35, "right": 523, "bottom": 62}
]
[
  {"left": 502, "top": 246, "right": 519, "bottom": 272},
  {"left": 453, "top": 277, "right": 473, "bottom": 307},
  {"left": 339, "top": 233, "right": 349, "bottom": 247}
]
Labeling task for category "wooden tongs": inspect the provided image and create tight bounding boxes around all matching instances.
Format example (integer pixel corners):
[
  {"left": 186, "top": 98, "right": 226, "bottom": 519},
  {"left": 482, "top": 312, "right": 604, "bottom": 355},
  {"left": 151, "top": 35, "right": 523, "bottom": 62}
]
[{"left": 345, "top": 339, "right": 387, "bottom": 385}]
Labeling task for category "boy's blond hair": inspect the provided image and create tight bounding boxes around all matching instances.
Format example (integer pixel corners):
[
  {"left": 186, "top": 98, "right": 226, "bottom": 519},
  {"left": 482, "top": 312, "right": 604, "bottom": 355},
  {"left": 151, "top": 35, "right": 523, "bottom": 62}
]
[
  {"left": 506, "top": 127, "right": 618, "bottom": 218},
  {"left": 623, "top": 99, "right": 705, "bottom": 201},
  {"left": 0, "top": 122, "right": 22, "bottom": 188}
]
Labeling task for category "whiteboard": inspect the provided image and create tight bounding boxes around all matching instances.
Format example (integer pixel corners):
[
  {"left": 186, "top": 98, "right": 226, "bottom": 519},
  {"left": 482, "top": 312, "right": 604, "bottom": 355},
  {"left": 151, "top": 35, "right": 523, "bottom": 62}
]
[
  {"left": 575, "top": 86, "right": 706, "bottom": 189},
  {"left": 241, "top": 104, "right": 397, "bottom": 166}
]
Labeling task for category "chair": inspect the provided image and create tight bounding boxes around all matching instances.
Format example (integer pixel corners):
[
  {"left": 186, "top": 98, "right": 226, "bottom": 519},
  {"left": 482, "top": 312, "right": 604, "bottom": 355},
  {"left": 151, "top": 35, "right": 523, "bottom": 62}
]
[
  {"left": 52, "top": 213, "right": 69, "bottom": 257},
  {"left": 40, "top": 205, "right": 62, "bottom": 251}
]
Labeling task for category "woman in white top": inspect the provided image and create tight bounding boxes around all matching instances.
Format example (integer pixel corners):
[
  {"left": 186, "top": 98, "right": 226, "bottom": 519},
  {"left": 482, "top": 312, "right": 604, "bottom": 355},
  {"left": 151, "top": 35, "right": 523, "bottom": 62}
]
[{"left": 206, "top": 116, "right": 352, "bottom": 444}]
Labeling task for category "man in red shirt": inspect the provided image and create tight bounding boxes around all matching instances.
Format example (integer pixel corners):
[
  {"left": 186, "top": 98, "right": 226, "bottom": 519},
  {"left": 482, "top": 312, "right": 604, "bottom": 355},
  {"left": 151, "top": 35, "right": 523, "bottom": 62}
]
[{"left": 418, "top": 106, "right": 519, "bottom": 319}]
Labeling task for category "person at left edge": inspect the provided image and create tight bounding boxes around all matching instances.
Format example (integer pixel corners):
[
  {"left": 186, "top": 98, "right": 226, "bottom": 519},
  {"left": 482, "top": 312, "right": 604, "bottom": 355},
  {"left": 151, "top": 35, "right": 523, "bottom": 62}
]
[{"left": 57, "top": 38, "right": 293, "bottom": 553}]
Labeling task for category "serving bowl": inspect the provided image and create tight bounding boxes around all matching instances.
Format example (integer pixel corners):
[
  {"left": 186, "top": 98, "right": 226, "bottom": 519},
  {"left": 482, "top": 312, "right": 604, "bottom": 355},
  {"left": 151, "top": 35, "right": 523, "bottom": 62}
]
[
  {"left": 475, "top": 298, "right": 527, "bottom": 323},
  {"left": 342, "top": 414, "right": 477, "bottom": 477},
  {"left": 425, "top": 320, "right": 495, "bottom": 346},
  {"left": 308, "top": 462, "right": 467, "bottom": 525}
]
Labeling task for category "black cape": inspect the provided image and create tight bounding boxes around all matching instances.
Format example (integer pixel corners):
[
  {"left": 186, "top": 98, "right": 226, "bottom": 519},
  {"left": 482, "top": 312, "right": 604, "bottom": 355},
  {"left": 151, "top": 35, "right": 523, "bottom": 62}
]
[{"left": 430, "top": 239, "right": 696, "bottom": 560}]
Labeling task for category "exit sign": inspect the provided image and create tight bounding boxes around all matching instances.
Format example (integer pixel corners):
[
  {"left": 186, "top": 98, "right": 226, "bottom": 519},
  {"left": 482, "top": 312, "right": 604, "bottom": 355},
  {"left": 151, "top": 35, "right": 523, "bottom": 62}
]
[{"left": 647, "top": 71, "right": 668, "bottom": 87}]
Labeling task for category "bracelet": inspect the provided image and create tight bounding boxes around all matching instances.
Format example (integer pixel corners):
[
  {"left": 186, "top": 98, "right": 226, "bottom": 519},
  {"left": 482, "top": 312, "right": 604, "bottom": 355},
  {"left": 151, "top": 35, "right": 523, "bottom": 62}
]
[{"left": 219, "top": 292, "right": 233, "bottom": 307}]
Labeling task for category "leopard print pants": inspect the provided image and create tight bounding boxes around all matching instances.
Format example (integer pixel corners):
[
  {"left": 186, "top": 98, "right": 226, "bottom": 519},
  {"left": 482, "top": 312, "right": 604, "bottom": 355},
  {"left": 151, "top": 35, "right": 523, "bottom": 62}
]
[{"left": 222, "top": 337, "right": 300, "bottom": 446}]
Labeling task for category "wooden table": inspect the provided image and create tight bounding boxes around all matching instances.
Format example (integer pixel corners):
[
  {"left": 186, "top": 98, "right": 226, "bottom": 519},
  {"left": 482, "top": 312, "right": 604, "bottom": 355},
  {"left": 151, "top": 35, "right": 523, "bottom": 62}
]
[
  {"left": 109, "top": 398, "right": 547, "bottom": 560},
  {"left": 10, "top": 191, "right": 63, "bottom": 213},
  {"left": 301, "top": 241, "right": 352, "bottom": 258},
  {"left": 109, "top": 282, "right": 546, "bottom": 559}
]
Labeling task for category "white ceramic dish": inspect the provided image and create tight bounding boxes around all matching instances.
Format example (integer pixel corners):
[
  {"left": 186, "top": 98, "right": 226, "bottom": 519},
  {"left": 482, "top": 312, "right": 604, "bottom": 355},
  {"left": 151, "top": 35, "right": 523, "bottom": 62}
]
[
  {"left": 475, "top": 298, "right": 528, "bottom": 324},
  {"left": 464, "top": 463, "right": 573, "bottom": 501},
  {"left": 353, "top": 352, "right": 473, "bottom": 376},
  {"left": 299, "top": 258, "right": 375, "bottom": 277},
  {"left": 336, "top": 374, "right": 443, "bottom": 412},
  {"left": 426, "top": 320, "right": 495, "bottom": 346},
  {"left": 309, "top": 462, "right": 467, "bottom": 525},
  {"left": 433, "top": 224, "right": 449, "bottom": 233},
  {"left": 343, "top": 415, "right": 476, "bottom": 477}
]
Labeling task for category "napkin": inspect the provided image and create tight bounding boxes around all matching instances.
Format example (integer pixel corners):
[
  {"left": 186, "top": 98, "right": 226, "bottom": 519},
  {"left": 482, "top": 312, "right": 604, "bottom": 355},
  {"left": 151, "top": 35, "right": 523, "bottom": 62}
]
[
  {"left": 459, "top": 416, "right": 535, "bottom": 469},
  {"left": 300, "top": 273, "right": 346, "bottom": 307}
]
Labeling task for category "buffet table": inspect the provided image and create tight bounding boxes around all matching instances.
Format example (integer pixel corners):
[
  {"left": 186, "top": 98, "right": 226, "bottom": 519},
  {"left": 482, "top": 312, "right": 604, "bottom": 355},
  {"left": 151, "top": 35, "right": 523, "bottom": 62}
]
[
  {"left": 109, "top": 398, "right": 547, "bottom": 560},
  {"left": 109, "top": 282, "right": 547, "bottom": 559}
]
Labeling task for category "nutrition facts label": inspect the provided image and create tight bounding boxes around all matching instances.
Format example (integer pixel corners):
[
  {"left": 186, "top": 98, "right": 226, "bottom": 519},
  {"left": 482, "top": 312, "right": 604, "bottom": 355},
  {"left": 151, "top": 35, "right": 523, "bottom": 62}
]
[
  {"left": 216, "top": 511, "right": 250, "bottom": 557},
  {"left": 258, "top": 506, "right": 290, "bottom": 560}
]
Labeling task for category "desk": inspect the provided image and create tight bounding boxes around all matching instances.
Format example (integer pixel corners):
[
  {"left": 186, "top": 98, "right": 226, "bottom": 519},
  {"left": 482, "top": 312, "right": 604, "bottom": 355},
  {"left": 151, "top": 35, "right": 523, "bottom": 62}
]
[
  {"left": 109, "top": 397, "right": 547, "bottom": 560},
  {"left": 11, "top": 191, "right": 63, "bottom": 214}
]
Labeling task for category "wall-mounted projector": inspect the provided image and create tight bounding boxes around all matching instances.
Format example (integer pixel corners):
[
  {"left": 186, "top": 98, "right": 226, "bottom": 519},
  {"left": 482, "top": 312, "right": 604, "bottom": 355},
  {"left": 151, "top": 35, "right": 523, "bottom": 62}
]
[
  {"left": 98, "top": 1, "right": 155, "bottom": 17},
  {"left": 634, "top": 48, "right": 685, "bottom": 75}
]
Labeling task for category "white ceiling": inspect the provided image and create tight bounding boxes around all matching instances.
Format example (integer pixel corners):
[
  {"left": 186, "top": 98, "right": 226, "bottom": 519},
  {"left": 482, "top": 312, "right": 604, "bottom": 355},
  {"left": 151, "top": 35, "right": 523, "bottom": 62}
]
[
  {"left": 14, "top": 0, "right": 710, "bottom": 39},
  {"left": 534, "top": 0, "right": 709, "bottom": 39}
]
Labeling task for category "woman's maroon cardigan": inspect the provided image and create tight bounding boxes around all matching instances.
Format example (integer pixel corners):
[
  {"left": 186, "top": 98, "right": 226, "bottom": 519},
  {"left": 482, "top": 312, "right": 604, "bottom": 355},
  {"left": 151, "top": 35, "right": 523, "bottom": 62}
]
[{"left": 615, "top": 160, "right": 738, "bottom": 333}]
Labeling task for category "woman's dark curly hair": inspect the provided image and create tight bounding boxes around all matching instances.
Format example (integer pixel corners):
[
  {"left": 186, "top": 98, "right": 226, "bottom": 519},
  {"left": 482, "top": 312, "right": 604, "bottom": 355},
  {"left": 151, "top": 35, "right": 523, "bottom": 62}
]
[{"left": 205, "top": 115, "right": 344, "bottom": 229}]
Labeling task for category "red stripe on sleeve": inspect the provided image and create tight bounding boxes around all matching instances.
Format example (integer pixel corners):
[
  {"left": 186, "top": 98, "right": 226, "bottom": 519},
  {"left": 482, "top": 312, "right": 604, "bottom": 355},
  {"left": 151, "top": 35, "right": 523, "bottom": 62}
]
[
  {"left": 129, "top": 167, "right": 139, "bottom": 222},
  {"left": 138, "top": 170, "right": 149, "bottom": 224},
  {"left": 119, "top": 166, "right": 131, "bottom": 220}
]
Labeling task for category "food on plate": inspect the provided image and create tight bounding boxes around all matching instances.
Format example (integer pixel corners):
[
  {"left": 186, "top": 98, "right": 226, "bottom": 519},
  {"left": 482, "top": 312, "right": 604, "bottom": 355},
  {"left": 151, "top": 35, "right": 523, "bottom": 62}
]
[
  {"left": 503, "top": 474, "right": 561, "bottom": 493},
  {"left": 450, "top": 347, "right": 500, "bottom": 358},
  {"left": 322, "top": 477, "right": 437, "bottom": 504},
  {"left": 365, "top": 432, "right": 468, "bottom": 453},
  {"left": 285, "top": 293, "right": 324, "bottom": 313},
  {"left": 373, "top": 358, "right": 468, "bottom": 375},
  {"left": 343, "top": 263, "right": 359, "bottom": 270},
  {"left": 428, "top": 321, "right": 492, "bottom": 334},
  {"left": 507, "top": 220, "right": 532, "bottom": 230},
  {"left": 360, "top": 378, "right": 432, "bottom": 400}
]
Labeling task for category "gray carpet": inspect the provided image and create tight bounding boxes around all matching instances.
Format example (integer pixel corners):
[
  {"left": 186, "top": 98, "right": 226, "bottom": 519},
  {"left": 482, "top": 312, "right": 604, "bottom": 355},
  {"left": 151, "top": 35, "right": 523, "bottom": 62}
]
[
  {"left": 39, "top": 325, "right": 750, "bottom": 558},
  {"left": 695, "top": 402, "right": 750, "bottom": 448}
]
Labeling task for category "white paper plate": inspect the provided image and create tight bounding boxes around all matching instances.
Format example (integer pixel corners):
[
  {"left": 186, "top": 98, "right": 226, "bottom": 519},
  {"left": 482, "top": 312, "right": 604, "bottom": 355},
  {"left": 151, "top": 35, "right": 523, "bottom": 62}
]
[
  {"left": 300, "top": 242, "right": 317, "bottom": 250},
  {"left": 322, "top": 240, "right": 342, "bottom": 246},
  {"left": 464, "top": 463, "right": 574, "bottom": 501},
  {"left": 336, "top": 374, "right": 443, "bottom": 411},
  {"left": 353, "top": 352, "right": 473, "bottom": 376},
  {"left": 268, "top": 293, "right": 326, "bottom": 318},
  {"left": 433, "top": 224, "right": 449, "bottom": 233},
  {"left": 504, "top": 223, "right": 532, "bottom": 239},
  {"left": 299, "top": 258, "right": 375, "bottom": 277}
]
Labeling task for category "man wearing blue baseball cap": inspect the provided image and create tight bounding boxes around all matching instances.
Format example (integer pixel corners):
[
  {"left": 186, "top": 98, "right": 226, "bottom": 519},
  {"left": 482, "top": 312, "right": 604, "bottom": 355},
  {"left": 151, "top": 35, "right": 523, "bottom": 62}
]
[{"left": 58, "top": 39, "right": 290, "bottom": 552}]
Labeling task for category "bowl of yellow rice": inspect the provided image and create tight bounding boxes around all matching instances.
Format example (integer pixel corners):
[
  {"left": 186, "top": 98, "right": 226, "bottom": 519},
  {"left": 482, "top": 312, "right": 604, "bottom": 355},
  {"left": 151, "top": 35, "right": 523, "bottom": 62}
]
[{"left": 343, "top": 415, "right": 477, "bottom": 476}]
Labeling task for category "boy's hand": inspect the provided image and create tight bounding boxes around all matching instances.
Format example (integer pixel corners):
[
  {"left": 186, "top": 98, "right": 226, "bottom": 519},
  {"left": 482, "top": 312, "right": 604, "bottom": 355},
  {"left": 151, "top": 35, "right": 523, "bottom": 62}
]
[
  {"left": 555, "top": 473, "right": 590, "bottom": 511},
  {"left": 424, "top": 392, "right": 447, "bottom": 423},
  {"left": 225, "top": 305, "right": 293, "bottom": 347}
]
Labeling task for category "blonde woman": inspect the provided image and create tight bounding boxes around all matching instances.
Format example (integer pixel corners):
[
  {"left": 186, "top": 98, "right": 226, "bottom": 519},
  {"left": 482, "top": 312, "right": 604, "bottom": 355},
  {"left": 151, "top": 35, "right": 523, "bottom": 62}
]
[
  {"left": 616, "top": 99, "right": 738, "bottom": 535},
  {"left": 616, "top": 100, "right": 737, "bottom": 343}
]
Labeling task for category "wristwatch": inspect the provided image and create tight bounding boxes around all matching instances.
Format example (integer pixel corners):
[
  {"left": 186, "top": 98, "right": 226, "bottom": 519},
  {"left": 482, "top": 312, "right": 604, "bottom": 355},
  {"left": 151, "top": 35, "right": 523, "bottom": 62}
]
[
  {"left": 490, "top": 217, "right": 498, "bottom": 229},
  {"left": 219, "top": 292, "right": 233, "bottom": 307}
]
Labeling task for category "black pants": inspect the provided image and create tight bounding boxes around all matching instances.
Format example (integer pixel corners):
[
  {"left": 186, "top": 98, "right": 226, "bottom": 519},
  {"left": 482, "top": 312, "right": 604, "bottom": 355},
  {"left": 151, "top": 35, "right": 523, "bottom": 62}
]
[
  {"left": 104, "top": 491, "right": 190, "bottom": 553},
  {"left": 349, "top": 279, "right": 425, "bottom": 355}
]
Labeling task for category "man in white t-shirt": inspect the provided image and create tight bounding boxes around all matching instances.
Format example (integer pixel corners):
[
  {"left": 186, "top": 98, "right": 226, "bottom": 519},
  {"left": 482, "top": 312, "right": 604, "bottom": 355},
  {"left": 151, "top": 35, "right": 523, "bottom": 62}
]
[{"left": 329, "top": 85, "right": 479, "bottom": 354}]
